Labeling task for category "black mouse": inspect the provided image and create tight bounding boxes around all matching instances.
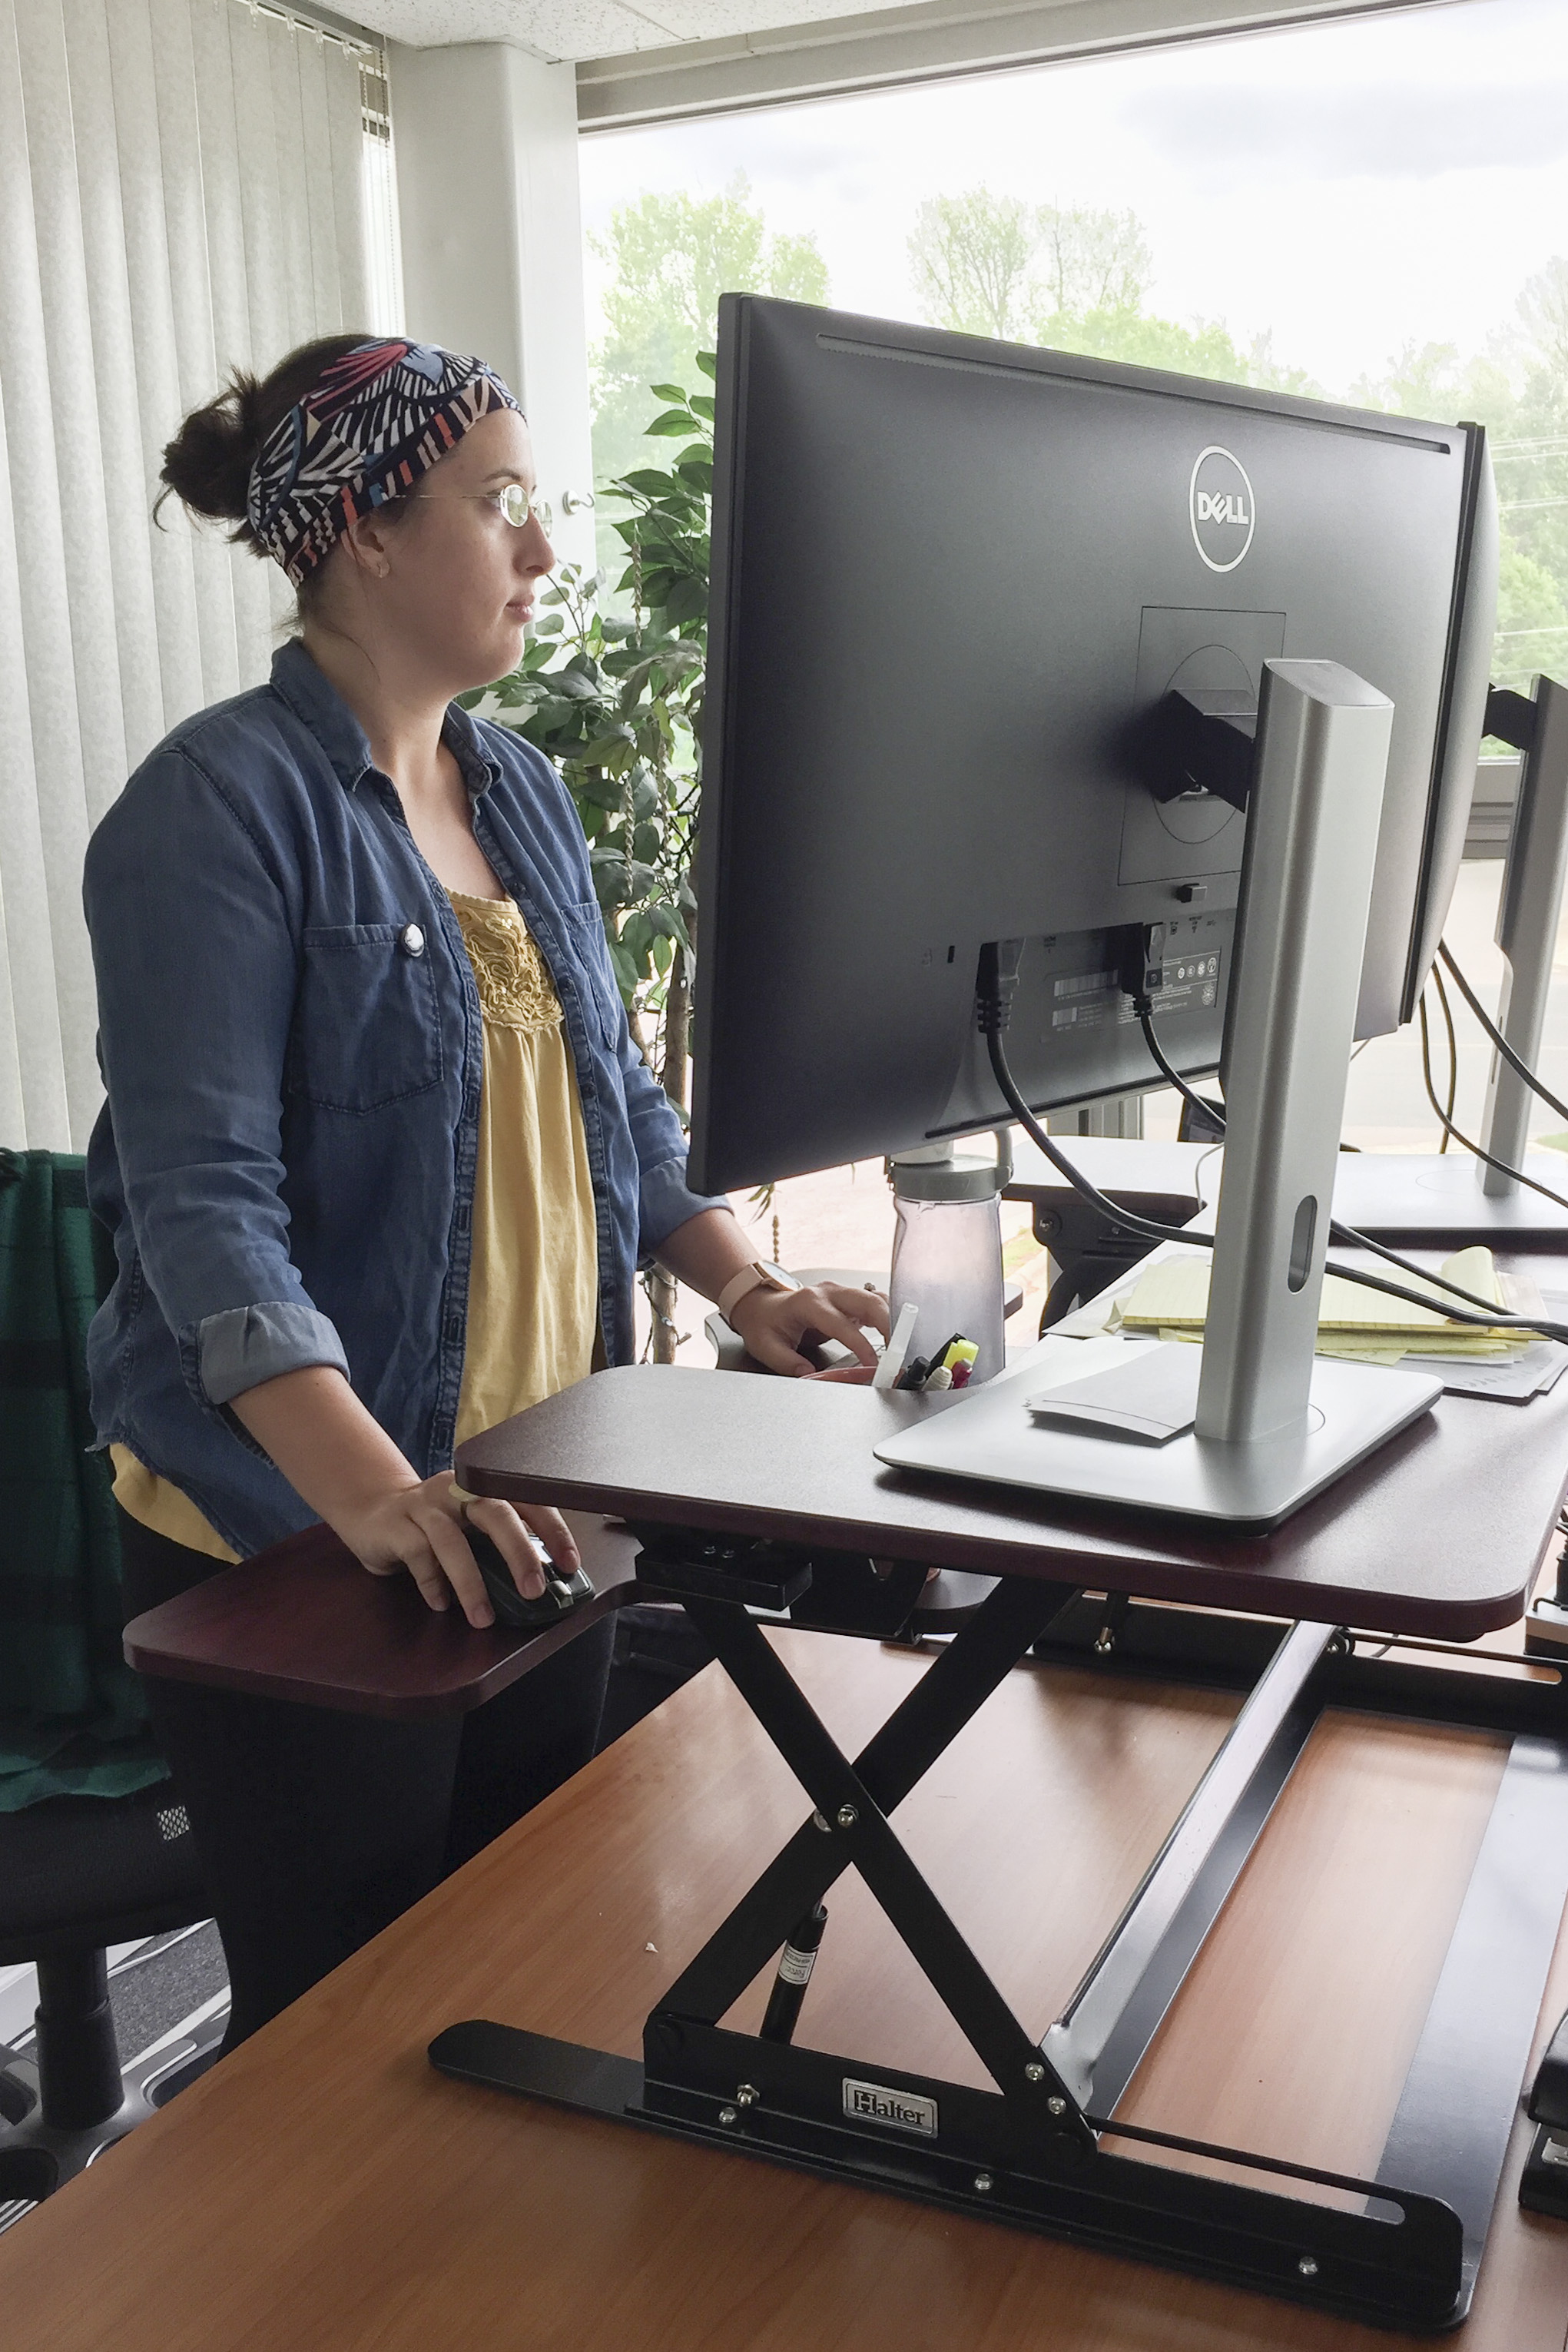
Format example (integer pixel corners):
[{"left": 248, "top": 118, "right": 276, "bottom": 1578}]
[{"left": 462, "top": 1524, "right": 594, "bottom": 1630}]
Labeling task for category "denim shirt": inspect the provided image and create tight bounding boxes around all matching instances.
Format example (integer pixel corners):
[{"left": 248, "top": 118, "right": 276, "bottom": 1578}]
[{"left": 83, "top": 640, "right": 723, "bottom": 1559}]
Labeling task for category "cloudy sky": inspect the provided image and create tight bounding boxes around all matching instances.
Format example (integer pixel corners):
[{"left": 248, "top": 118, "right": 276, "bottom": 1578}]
[{"left": 578, "top": 0, "right": 1568, "bottom": 400}]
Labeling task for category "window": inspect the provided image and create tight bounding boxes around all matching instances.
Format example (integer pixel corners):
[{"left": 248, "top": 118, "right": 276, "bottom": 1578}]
[{"left": 581, "top": 0, "right": 1568, "bottom": 1163}]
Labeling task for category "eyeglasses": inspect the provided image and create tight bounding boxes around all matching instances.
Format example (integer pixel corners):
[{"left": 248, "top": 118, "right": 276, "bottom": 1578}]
[{"left": 409, "top": 483, "right": 554, "bottom": 536}]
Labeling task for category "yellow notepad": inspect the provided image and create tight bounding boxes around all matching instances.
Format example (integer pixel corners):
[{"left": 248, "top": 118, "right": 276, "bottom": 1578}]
[{"left": 1118, "top": 1246, "right": 1529, "bottom": 1363}]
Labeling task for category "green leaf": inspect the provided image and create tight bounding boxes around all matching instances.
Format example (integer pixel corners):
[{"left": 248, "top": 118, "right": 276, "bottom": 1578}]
[
  {"left": 688, "top": 393, "right": 716, "bottom": 421},
  {"left": 648, "top": 383, "right": 691, "bottom": 403},
  {"left": 532, "top": 613, "right": 565, "bottom": 636},
  {"left": 608, "top": 939, "right": 639, "bottom": 999},
  {"left": 646, "top": 410, "right": 694, "bottom": 437},
  {"left": 696, "top": 351, "right": 717, "bottom": 380},
  {"left": 645, "top": 902, "right": 689, "bottom": 948},
  {"left": 617, "top": 469, "right": 681, "bottom": 499},
  {"left": 660, "top": 576, "right": 708, "bottom": 627},
  {"left": 580, "top": 730, "right": 637, "bottom": 765}
]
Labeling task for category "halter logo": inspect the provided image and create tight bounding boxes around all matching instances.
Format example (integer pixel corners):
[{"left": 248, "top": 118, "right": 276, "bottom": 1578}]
[
  {"left": 1189, "top": 446, "right": 1257, "bottom": 574},
  {"left": 842, "top": 2078, "right": 939, "bottom": 2137}
]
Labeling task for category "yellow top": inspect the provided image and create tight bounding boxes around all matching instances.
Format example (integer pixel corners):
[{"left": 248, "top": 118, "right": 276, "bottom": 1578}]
[{"left": 112, "top": 890, "right": 599, "bottom": 1560}]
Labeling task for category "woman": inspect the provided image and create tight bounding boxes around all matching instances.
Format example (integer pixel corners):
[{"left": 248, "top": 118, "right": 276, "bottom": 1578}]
[{"left": 85, "top": 333, "right": 887, "bottom": 2045}]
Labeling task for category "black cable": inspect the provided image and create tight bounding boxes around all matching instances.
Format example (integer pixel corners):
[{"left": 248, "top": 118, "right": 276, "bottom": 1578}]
[
  {"left": 1438, "top": 940, "right": 1568, "bottom": 1130},
  {"left": 1137, "top": 994, "right": 1565, "bottom": 1329},
  {"left": 1417, "top": 991, "right": 1568, "bottom": 1213},
  {"left": 986, "top": 996, "right": 1568, "bottom": 1344},
  {"left": 1135, "top": 1000, "right": 1223, "bottom": 1136},
  {"left": 1433, "top": 963, "right": 1458, "bottom": 1154}
]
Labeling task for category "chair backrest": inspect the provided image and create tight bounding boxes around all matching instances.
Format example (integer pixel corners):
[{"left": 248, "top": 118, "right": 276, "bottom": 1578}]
[{"left": 0, "top": 1149, "right": 164, "bottom": 1813}]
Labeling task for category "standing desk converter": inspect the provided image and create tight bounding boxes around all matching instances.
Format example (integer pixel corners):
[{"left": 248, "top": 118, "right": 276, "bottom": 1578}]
[
  {"left": 117, "top": 1358, "right": 1568, "bottom": 2336},
  {"left": 433, "top": 1361, "right": 1568, "bottom": 2334}
]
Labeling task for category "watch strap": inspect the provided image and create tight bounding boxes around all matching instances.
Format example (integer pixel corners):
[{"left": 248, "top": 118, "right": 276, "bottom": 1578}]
[{"left": 718, "top": 1262, "right": 801, "bottom": 1322}]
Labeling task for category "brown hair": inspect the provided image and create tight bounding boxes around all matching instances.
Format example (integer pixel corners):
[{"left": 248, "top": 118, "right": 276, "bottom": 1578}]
[{"left": 157, "top": 333, "right": 406, "bottom": 600}]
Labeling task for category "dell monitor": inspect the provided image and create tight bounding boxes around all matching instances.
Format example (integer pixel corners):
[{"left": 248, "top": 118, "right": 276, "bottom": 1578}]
[{"left": 689, "top": 296, "right": 1497, "bottom": 1199}]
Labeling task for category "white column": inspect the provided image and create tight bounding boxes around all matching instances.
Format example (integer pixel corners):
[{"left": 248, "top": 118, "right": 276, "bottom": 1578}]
[{"left": 389, "top": 41, "right": 596, "bottom": 574}]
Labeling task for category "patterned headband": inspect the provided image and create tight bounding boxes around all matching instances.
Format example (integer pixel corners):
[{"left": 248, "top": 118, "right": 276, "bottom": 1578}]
[{"left": 245, "top": 340, "right": 522, "bottom": 586}]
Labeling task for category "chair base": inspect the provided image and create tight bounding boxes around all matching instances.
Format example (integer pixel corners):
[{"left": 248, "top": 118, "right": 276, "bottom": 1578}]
[{"left": 0, "top": 2012, "right": 225, "bottom": 2216}]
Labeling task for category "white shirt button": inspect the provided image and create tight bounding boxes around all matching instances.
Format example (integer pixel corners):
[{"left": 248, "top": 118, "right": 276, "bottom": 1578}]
[{"left": 399, "top": 922, "right": 426, "bottom": 957}]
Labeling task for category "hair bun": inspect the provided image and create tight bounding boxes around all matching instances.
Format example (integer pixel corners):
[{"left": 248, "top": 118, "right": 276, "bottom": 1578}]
[
  {"left": 158, "top": 375, "right": 264, "bottom": 530},
  {"left": 156, "top": 333, "right": 370, "bottom": 553}
]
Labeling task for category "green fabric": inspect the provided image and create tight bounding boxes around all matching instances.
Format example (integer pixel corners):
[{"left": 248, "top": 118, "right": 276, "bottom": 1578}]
[{"left": 0, "top": 1149, "right": 164, "bottom": 1810}]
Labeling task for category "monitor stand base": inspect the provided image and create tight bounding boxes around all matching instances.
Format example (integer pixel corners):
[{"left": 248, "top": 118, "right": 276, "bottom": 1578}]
[
  {"left": 876, "top": 1339, "right": 1441, "bottom": 1533},
  {"left": 1332, "top": 1151, "right": 1568, "bottom": 1241}
]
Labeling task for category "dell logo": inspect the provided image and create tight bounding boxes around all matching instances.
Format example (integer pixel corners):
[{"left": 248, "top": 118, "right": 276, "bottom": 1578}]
[
  {"left": 842, "top": 2076, "right": 939, "bottom": 2137},
  {"left": 1189, "top": 446, "right": 1256, "bottom": 574}
]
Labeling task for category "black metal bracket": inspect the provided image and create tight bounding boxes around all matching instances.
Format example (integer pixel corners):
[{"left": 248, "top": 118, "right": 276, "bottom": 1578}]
[
  {"left": 1485, "top": 683, "right": 1538, "bottom": 754},
  {"left": 430, "top": 1554, "right": 1568, "bottom": 2333}
]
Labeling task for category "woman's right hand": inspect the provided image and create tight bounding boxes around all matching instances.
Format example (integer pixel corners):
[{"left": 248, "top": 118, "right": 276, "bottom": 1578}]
[
  {"left": 229, "top": 1366, "right": 581, "bottom": 1632},
  {"left": 343, "top": 1475, "right": 582, "bottom": 1629}
]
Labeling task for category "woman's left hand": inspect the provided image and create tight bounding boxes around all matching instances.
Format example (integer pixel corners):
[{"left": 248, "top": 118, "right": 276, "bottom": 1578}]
[{"left": 728, "top": 1280, "right": 890, "bottom": 1377}]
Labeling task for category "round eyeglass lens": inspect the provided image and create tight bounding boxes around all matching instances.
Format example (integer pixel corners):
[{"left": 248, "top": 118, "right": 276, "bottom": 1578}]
[{"left": 499, "top": 482, "right": 552, "bottom": 534}]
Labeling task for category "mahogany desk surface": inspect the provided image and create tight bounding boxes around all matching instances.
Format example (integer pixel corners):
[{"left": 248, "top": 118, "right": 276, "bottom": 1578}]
[
  {"left": 456, "top": 1360, "right": 1568, "bottom": 1641},
  {"left": 122, "top": 1511, "right": 640, "bottom": 1720},
  {"left": 5, "top": 1629, "right": 1566, "bottom": 2352}
]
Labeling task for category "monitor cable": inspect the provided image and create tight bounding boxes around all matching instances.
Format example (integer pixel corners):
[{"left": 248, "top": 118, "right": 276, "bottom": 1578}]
[
  {"left": 1437, "top": 940, "right": 1568, "bottom": 1129},
  {"left": 1135, "top": 991, "right": 1567, "bottom": 1322},
  {"left": 1416, "top": 968, "right": 1568, "bottom": 1214},
  {"left": 976, "top": 942, "right": 1568, "bottom": 1346}
]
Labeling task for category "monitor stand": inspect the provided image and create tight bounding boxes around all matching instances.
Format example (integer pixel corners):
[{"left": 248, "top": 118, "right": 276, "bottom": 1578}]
[
  {"left": 1331, "top": 1148, "right": 1568, "bottom": 1242},
  {"left": 877, "top": 659, "right": 1441, "bottom": 1532},
  {"left": 1333, "top": 673, "right": 1568, "bottom": 1245}
]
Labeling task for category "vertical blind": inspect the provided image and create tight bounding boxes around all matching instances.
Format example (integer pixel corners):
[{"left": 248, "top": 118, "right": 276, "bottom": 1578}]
[{"left": 0, "top": 0, "right": 376, "bottom": 1153}]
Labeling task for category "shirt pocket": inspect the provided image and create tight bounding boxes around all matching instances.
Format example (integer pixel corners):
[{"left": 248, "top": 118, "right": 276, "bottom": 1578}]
[
  {"left": 287, "top": 924, "right": 443, "bottom": 1113},
  {"left": 562, "top": 900, "right": 625, "bottom": 1050}
]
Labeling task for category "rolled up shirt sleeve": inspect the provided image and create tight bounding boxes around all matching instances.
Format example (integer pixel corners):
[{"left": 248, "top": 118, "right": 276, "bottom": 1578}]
[{"left": 85, "top": 748, "right": 349, "bottom": 1416}]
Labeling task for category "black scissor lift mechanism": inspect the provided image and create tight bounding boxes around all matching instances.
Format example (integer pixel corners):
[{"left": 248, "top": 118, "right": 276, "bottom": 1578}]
[{"left": 430, "top": 1534, "right": 1568, "bottom": 2333}]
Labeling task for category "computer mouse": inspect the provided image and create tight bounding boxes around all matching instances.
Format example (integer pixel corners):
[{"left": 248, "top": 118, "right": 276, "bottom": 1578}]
[{"left": 462, "top": 1524, "right": 595, "bottom": 1630}]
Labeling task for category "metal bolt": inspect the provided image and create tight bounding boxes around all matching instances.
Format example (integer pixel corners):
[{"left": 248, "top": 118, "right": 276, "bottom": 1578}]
[
  {"left": 1047, "top": 2096, "right": 1067, "bottom": 2117},
  {"left": 1024, "top": 2062, "right": 1046, "bottom": 2084},
  {"left": 1297, "top": 2255, "right": 1319, "bottom": 2279},
  {"left": 735, "top": 2083, "right": 759, "bottom": 2108},
  {"left": 813, "top": 1811, "right": 831, "bottom": 1833},
  {"left": 1094, "top": 1627, "right": 1116, "bottom": 1657},
  {"left": 836, "top": 1803, "right": 858, "bottom": 1830},
  {"left": 718, "top": 2105, "right": 738, "bottom": 2128},
  {"left": 973, "top": 2172, "right": 993, "bottom": 2194}
]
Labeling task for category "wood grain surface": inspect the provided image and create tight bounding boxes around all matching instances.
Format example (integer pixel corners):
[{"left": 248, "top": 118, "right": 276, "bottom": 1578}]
[
  {"left": 456, "top": 1362, "right": 1568, "bottom": 1638},
  {"left": 5, "top": 1631, "right": 1566, "bottom": 2352}
]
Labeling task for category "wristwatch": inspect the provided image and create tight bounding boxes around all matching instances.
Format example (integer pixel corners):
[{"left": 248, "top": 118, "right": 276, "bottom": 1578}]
[{"left": 718, "top": 1261, "right": 802, "bottom": 1325}]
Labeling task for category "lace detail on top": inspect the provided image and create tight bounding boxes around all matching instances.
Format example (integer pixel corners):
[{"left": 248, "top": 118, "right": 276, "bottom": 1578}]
[{"left": 446, "top": 891, "right": 562, "bottom": 1033}]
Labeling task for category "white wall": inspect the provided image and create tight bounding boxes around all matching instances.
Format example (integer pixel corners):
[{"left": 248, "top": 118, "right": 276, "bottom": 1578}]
[{"left": 390, "top": 41, "right": 597, "bottom": 575}]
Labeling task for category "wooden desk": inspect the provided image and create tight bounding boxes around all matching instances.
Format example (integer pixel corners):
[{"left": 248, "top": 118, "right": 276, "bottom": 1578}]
[{"left": 4, "top": 1630, "right": 1566, "bottom": 2351}]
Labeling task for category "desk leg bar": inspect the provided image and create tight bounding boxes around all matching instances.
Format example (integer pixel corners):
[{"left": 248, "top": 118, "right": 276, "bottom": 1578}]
[
  {"left": 1376, "top": 1733, "right": 1568, "bottom": 2304},
  {"left": 659, "top": 1576, "right": 1076, "bottom": 2034},
  {"left": 1043, "top": 1619, "right": 1331, "bottom": 2111},
  {"left": 670, "top": 1591, "right": 1088, "bottom": 2135}
]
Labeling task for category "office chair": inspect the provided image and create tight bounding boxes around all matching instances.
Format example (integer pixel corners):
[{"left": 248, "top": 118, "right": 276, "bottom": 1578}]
[{"left": 0, "top": 1747, "right": 224, "bottom": 2216}]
